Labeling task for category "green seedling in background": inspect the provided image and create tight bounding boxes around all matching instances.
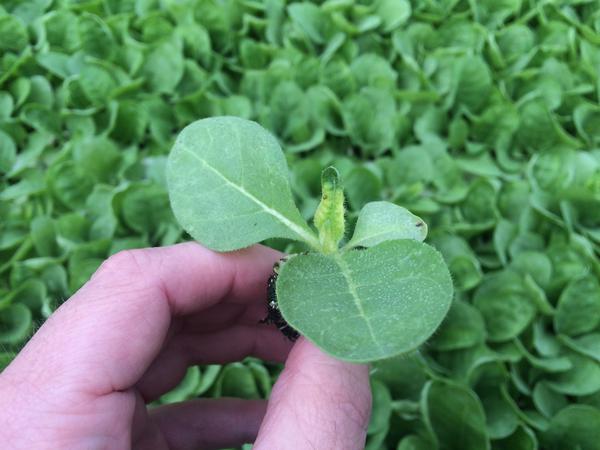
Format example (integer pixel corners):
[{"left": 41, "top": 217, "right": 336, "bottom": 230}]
[{"left": 167, "top": 116, "right": 453, "bottom": 362}]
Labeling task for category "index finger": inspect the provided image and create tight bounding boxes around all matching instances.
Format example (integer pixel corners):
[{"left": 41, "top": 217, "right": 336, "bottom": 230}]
[{"left": 3, "top": 243, "right": 281, "bottom": 395}]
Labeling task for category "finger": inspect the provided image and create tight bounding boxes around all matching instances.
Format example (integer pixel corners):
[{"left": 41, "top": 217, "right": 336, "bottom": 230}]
[
  {"left": 253, "top": 338, "right": 372, "bottom": 450},
  {"left": 178, "top": 300, "right": 275, "bottom": 332},
  {"left": 136, "top": 325, "right": 293, "bottom": 401},
  {"left": 3, "top": 243, "right": 281, "bottom": 395},
  {"left": 145, "top": 398, "right": 267, "bottom": 450}
]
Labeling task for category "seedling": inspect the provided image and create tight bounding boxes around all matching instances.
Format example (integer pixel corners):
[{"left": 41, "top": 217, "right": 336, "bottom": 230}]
[{"left": 167, "top": 116, "right": 453, "bottom": 362}]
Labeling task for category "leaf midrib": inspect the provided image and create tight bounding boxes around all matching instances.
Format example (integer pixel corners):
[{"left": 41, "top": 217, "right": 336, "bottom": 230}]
[
  {"left": 181, "top": 145, "right": 320, "bottom": 249},
  {"left": 333, "top": 253, "right": 385, "bottom": 355}
]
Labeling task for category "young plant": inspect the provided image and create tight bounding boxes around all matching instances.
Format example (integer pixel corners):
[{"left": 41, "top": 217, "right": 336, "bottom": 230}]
[{"left": 167, "top": 116, "right": 453, "bottom": 362}]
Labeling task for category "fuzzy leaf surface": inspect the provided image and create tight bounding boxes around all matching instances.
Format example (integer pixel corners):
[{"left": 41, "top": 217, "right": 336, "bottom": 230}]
[
  {"left": 346, "top": 201, "right": 428, "bottom": 249},
  {"left": 276, "top": 239, "right": 453, "bottom": 362},
  {"left": 167, "top": 117, "right": 318, "bottom": 251}
]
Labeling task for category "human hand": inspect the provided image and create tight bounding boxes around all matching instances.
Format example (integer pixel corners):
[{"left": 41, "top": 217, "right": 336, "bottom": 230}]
[{"left": 0, "top": 243, "right": 371, "bottom": 449}]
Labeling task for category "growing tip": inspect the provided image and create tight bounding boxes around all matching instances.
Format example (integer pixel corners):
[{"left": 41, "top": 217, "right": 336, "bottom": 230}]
[{"left": 321, "top": 166, "right": 341, "bottom": 192}]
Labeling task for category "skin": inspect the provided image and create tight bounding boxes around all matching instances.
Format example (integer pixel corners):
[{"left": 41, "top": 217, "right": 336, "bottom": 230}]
[{"left": 0, "top": 243, "right": 371, "bottom": 449}]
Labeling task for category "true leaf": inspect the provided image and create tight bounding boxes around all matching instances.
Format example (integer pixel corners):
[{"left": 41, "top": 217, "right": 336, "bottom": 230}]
[{"left": 314, "top": 166, "right": 345, "bottom": 253}]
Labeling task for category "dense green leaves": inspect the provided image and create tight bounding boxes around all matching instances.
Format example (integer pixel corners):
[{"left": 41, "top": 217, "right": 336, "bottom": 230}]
[
  {"left": 542, "top": 405, "right": 600, "bottom": 450},
  {"left": 342, "top": 87, "right": 396, "bottom": 156},
  {"left": 422, "top": 381, "right": 490, "bottom": 450},
  {"left": 0, "top": 304, "right": 31, "bottom": 344},
  {"left": 555, "top": 275, "right": 600, "bottom": 336},
  {"left": 429, "top": 300, "right": 486, "bottom": 351},
  {"left": 473, "top": 271, "right": 537, "bottom": 342},
  {"left": 0, "top": 14, "right": 28, "bottom": 52}
]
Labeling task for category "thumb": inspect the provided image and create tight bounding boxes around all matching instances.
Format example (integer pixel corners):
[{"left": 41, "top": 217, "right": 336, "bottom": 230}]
[{"left": 254, "top": 338, "right": 372, "bottom": 450}]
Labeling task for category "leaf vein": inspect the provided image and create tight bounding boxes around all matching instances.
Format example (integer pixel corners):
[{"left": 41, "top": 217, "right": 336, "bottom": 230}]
[
  {"left": 180, "top": 145, "right": 319, "bottom": 248},
  {"left": 333, "top": 254, "right": 385, "bottom": 354}
]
